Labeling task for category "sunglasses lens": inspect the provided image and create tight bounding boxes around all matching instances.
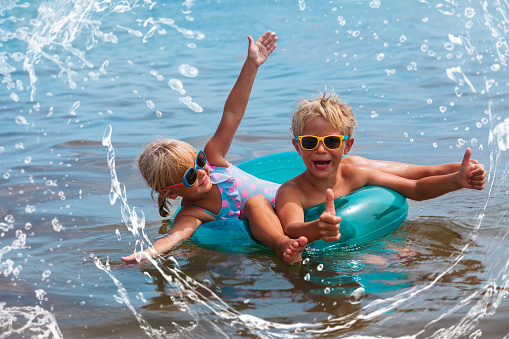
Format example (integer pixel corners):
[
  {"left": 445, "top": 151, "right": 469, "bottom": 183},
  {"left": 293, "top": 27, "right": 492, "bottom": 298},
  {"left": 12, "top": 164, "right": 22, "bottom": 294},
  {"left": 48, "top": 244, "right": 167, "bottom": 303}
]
[
  {"left": 324, "top": 136, "right": 342, "bottom": 149},
  {"left": 301, "top": 136, "right": 318, "bottom": 150},
  {"left": 196, "top": 151, "right": 207, "bottom": 168},
  {"left": 184, "top": 167, "right": 198, "bottom": 186}
]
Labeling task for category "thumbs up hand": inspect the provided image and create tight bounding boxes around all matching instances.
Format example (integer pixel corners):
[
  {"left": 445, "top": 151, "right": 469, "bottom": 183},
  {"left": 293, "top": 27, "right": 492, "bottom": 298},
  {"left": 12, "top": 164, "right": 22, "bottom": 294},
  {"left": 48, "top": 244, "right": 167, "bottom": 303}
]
[
  {"left": 459, "top": 148, "right": 486, "bottom": 190},
  {"left": 318, "top": 189, "right": 342, "bottom": 242}
]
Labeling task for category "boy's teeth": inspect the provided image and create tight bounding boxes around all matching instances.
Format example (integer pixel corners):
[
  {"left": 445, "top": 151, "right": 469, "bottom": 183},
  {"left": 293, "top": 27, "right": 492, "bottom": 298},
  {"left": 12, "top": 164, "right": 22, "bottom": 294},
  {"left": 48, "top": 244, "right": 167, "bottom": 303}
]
[{"left": 314, "top": 160, "right": 330, "bottom": 168}]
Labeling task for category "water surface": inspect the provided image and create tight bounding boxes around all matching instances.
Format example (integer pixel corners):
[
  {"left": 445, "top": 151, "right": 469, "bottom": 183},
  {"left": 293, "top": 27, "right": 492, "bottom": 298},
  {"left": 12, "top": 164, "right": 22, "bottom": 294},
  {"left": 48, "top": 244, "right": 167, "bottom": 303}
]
[{"left": 1, "top": 0, "right": 508, "bottom": 338}]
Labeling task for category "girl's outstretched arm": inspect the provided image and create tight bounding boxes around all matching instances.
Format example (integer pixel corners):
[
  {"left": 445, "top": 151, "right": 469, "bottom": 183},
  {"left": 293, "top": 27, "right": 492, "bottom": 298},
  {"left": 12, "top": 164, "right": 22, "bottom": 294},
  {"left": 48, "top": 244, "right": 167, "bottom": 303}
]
[
  {"left": 121, "top": 214, "right": 203, "bottom": 264},
  {"left": 205, "top": 31, "right": 277, "bottom": 167}
]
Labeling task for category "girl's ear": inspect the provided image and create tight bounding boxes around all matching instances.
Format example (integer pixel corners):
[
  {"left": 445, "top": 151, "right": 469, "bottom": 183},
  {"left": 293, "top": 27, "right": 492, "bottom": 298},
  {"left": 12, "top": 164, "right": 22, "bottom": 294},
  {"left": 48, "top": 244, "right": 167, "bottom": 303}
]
[
  {"left": 344, "top": 137, "right": 354, "bottom": 155},
  {"left": 292, "top": 138, "right": 301, "bottom": 155},
  {"left": 160, "top": 189, "right": 179, "bottom": 200}
]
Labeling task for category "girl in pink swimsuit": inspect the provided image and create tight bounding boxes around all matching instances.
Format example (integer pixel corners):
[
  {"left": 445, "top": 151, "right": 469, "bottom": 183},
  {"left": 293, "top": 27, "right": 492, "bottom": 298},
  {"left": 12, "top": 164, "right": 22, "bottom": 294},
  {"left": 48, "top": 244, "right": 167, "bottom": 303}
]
[{"left": 121, "top": 31, "right": 307, "bottom": 265}]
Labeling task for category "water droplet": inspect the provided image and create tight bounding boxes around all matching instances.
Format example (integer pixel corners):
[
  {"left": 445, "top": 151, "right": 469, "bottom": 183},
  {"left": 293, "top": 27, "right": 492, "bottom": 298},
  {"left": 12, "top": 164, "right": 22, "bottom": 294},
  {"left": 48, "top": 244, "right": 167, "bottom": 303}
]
[
  {"left": 146, "top": 100, "right": 155, "bottom": 109},
  {"left": 35, "top": 289, "right": 47, "bottom": 301},
  {"left": 168, "top": 79, "right": 186, "bottom": 95},
  {"left": 317, "top": 264, "right": 324, "bottom": 271},
  {"left": 369, "top": 0, "right": 380, "bottom": 9},
  {"left": 15, "top": 116, "right": 27, "bottom": 125},
  {"left": 439, "top": 106, "right": 447, "bottom": 113},
  {"left": 444, "top": 42, "right": 454, "bottom": 51},
  {"left": 42, "top": 270, "right": 51, "bottom": 280},
  {"left": 10, "top": 92, "right": 19, "bottom": 102},
  {"left": 464, "top": 7, "right": 475, "bottom": 18},
  {"left": 324, "top": 287, "right": 331, "bottom": 294},
  {"left": 304, "top": 273, "right": 310, "bottom": 281},
  {"left": 349, "top": 287, "right": 365, "bottom": 304},
  {"left": 399, "top": 35, "right": 406, "bottom": 43},
  {"left": 433, "top": 142, "right": 438, "bottom": 148},
  {"left": 70, "top": 101, "right": 80, "bottom": 116},
  {"left": 377, "top": 53, "right": 384, "bottom": 61},
  {"left": 298, "top": 0, "right": 306, "bottom": 11},
  {"left": 115, "top": 229, "right": 121, "bottom": 241},
  {"left": 52, "top": 217, "right": 63, "bottom": 232},
  {"left": 25, "top": 205, "right": 36, "bottom": 214},
  {"left": 178, "top": 64, "right": 199, "bottom": 77},
  {"left": 491, "top": 64, "right": 500, "bottom": 71}
]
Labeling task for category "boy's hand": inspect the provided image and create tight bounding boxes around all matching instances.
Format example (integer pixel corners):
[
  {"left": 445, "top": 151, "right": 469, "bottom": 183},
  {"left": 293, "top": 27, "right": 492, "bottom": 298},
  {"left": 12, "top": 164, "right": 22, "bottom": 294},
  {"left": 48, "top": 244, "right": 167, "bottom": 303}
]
[
  {"left": 459, "top": 148, "right": 486, "bottom": 190},
  {"left": 247, "top": 31, "right": 277, "bottom": 67},
  {"left": 318, "top": 188, "right": 341, "bottom": 242},
  {"left": 467, "top": 158, "right": 486, "bottom": 190}
]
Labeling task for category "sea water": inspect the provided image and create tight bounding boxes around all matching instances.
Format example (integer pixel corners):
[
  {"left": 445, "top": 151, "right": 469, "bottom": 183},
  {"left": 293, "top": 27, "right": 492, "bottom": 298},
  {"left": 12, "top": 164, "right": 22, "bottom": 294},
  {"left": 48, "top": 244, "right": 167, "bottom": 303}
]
[{"left": 0, "top": 0, "right": 508, "bottom": 338}]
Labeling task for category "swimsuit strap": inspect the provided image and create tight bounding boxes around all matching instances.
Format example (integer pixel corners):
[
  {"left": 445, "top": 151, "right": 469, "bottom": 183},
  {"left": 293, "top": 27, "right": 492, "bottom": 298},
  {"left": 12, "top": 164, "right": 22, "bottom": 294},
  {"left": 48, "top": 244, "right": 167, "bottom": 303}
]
[{"left": 180, "top": 204, "right": 219, "bottom": 218}]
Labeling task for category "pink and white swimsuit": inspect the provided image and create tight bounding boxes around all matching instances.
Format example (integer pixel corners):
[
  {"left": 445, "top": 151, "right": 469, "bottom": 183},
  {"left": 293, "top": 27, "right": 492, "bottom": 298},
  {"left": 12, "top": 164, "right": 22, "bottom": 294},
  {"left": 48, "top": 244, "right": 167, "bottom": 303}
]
[{"left": 183, "top": 164, "right": 280, "bottom": 220}]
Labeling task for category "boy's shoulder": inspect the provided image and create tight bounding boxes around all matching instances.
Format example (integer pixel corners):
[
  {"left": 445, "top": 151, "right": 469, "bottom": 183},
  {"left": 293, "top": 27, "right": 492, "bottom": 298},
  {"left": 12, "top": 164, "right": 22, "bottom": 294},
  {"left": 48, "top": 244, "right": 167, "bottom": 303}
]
[{"left": 277, "top": 174, "right": 306, "bottom": 198}]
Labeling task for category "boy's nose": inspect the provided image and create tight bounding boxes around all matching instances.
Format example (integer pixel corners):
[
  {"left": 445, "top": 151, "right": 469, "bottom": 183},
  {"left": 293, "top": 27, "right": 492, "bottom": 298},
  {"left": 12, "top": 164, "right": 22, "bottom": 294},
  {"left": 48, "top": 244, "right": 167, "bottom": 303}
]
[{"left": 315, "top": 141, "right": 328, "bottom": 152}]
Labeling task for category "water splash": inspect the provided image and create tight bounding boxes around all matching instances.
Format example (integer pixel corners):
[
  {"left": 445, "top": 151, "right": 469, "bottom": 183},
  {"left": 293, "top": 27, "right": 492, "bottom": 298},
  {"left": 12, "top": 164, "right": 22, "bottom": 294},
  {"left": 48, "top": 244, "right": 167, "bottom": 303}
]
[
  {"left": 99, "top": 126, "right": 298, "bottom": 336},
  {"left": 0, "top": 303, "right": 63, "bottom": 339},
  {"left": 0, "top": 0, "right": 166, "bottom": 102}
]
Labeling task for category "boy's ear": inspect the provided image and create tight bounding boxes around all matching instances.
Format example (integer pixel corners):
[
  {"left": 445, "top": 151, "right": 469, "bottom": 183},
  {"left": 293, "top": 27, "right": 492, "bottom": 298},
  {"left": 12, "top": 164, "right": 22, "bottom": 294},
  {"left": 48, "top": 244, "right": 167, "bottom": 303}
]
[
  {"left": 344, "top": 137, "right": 354, "bottom": 155},
  {"left": 292, "top": 138, "right": 301, "bottom": 155}
]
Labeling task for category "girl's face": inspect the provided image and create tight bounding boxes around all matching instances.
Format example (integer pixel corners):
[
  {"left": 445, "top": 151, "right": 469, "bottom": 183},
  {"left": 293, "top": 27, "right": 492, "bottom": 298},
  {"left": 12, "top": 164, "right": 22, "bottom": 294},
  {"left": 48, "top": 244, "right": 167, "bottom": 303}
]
[
  {"left": 160, "top": 151, "right": 213, "bottom": 200},
  {"left": 292, "top": 116, "right": 353, "bottom": 179}
]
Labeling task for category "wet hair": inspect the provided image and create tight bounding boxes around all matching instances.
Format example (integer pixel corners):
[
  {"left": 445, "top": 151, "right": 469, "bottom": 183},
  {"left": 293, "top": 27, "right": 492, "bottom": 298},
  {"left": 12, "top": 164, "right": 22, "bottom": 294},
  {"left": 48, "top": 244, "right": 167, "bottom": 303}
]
[
  {"left": 291, "top": 89, "right": 357, "bottom": 137},
  {"left": 137, "top": 138, "right": 196, "bottom": 217}
]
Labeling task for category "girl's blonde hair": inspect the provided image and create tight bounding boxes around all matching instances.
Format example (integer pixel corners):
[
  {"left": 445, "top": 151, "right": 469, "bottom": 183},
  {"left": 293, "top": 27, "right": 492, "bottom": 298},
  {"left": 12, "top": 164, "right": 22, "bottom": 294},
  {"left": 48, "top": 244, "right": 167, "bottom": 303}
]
[
  {"left": 137, "top": 138, "right": 196, "bottom": 217},
  {"left": 291, "top": 89, "right": 357, "bottom": 137}
]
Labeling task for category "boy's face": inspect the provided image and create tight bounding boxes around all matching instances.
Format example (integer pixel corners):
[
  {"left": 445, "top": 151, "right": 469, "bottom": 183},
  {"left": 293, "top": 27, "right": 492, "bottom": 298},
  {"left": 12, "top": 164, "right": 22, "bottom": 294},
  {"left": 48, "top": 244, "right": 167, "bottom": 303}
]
[{"left": 292, "top": 116, "right": 353, "bottom": 178}]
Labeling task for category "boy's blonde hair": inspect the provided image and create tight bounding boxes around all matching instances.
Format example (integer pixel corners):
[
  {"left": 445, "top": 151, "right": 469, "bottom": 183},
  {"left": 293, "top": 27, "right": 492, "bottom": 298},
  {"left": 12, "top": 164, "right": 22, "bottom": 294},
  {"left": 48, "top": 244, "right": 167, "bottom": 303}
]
[
  {"left": 291, "top": 89, "right": 357, "bottom": 137},
  {"left": 138, "top": 138, "right": 197, "bottom": 217}
]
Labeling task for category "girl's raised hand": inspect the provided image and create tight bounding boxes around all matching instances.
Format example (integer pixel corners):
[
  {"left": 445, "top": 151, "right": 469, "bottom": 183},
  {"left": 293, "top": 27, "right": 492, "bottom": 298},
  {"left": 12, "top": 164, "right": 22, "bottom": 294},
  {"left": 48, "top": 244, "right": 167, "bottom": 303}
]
[{"left": 247, "top": 31, "right": 277, "bottom": 67}]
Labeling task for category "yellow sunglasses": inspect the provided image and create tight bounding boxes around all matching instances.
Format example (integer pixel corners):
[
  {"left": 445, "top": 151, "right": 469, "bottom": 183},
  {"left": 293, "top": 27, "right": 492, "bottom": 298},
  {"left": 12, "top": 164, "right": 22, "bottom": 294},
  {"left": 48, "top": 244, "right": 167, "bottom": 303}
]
[{"left": 295, "top": 135, "right": 349, "bottom": 150}]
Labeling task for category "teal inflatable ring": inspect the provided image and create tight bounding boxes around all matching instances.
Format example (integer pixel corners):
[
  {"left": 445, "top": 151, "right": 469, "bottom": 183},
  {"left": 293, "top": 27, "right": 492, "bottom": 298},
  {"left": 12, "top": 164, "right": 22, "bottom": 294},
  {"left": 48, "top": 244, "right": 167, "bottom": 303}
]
[{"left": 186, "top": 151, "right": 408, "bottom": 252}]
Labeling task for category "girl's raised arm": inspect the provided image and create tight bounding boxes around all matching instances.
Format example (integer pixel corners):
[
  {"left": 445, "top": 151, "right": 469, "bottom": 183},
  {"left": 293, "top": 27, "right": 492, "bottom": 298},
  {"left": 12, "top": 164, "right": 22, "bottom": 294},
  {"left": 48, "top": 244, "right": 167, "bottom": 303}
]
[{"left": 204, "top": 31, "right": 277, "bottom": 167}]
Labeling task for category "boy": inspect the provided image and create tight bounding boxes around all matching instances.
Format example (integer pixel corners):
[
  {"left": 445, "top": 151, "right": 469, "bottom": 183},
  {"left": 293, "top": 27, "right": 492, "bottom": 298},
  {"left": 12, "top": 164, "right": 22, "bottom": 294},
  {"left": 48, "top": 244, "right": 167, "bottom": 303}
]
[{"left": 275, "top": 90, "right": 486, "bottom": 244}]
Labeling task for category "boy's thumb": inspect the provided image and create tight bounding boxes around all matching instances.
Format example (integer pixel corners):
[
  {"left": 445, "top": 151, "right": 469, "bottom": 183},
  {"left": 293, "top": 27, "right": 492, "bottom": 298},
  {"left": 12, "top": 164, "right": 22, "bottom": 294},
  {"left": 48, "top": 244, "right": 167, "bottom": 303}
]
[
  {"left": 324, "top": 188, "right": 335, "bottom": 215},
  {"left": 462, "top": 148, "right": 472, "bottom": 167}
]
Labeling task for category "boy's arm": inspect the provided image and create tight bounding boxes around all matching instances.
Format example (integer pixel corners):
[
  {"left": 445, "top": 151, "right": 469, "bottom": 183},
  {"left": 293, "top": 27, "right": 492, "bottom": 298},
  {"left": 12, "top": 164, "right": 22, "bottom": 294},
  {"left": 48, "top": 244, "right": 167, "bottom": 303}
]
[
  {"left": 344, "top": 154, "right": 486, "bottom": 183},
  {"left": 121, "top": 213, "right": 203, "bottom": 263},
  {"left": 364, "top": 148, "right": 485, "bottom": 201},
  {"left": 276, "top": 185, "right": 341, "bottom": 243},
  {"left": 343, "top": 156, "right": 460, "bottom": 179},
  {"left": 205, "top": 31, "right": 277, "bottom": 167}
]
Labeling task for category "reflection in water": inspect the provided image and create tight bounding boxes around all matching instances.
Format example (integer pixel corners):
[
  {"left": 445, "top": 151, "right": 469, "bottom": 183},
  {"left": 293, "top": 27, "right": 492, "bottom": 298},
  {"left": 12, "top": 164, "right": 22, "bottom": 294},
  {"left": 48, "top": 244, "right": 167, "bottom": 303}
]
[{"left": 0, "top": 0, "right": 508, "bottom": 337}]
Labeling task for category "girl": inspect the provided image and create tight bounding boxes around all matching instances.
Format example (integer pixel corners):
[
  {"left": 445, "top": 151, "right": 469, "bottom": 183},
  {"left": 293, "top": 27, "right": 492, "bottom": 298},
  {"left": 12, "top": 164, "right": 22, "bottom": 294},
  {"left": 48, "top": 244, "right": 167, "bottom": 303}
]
[{"left": 121, "top": 31, "right": 308, "bottom": 265}]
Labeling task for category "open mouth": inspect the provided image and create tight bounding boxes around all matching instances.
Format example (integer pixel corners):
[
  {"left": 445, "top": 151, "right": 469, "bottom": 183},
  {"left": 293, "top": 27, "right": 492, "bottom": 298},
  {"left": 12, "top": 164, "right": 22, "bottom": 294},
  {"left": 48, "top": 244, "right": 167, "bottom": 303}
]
[{"left": 313, "top": 160, "right": 331, "bottom": 170}]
